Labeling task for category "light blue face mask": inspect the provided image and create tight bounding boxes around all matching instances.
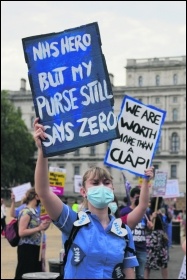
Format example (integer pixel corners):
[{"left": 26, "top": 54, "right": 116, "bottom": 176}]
[
  {"left": 87, "top": 185, "right": 114, "bottom": 209},
  {"left": 108, "top": 202, "right": 118, "bottom": 214}
]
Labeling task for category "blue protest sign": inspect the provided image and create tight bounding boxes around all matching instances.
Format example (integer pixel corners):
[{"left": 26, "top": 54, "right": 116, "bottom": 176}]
[{"left": 22, "top": 22, "right": 119, "bottom": 157}]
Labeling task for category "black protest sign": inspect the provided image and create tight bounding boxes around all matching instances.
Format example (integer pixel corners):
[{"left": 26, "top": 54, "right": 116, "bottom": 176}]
[
  {"left": 22, "top": 22, "right": 119, "bottom": 157},
  {"left": 104, "top": 95, "right": 166, "bottom": 177}
]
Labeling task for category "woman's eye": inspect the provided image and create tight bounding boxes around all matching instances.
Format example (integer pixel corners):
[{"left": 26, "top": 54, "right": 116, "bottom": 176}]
[{"left": 104, "top": 181, "right": 111, "bottom": 185}]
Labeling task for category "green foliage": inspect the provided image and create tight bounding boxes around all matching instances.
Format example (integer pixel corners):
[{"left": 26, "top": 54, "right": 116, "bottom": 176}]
[{"left": 1, "top": 90, "right": 37, "bottom": 189}]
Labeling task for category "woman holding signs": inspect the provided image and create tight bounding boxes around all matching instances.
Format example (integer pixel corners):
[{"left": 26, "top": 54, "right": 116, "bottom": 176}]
[{"left": 33, "top": 117, "right": 140, "bottom": 279}]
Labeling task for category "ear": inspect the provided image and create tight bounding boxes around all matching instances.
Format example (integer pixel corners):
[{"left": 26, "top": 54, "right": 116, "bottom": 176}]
[{"left": 80, "top": 187, "right": 86, "bottom": 198}]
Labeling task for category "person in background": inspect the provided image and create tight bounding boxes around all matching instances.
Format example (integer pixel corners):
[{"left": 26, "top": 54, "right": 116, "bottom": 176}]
[
  {"left": 10, "top": 193, "right": 27, "bottom": 218},
  {"left": 118, "top": 197, "right": 128, "bottom": 212},
  {"left": 181, "top": 239, "right": 186, "bottom": 254},
  {"left": 63, "top": 197, "right": 68, "bottom": 205},
  {"left": 119, "top": 169, "right": 154, "bottom": 230},
  {"left": 1, "top": 198, "right": 7, "bottom": 236},
  {"left": 33, "top": 117, "right": 139, "bottom": 279},
  {"left": 14, "top": 187, "right": 50, "bottom": 279},
  {"left": 119, "top": 186, "right": 153, "bottom": 279},
  {"left": 182, "top": 209, "right": 186, "bottom": 239},
  {"left": 10, "top": 191, "right": 50, "bottom": 273},
  {"left": 72, "top": 199, "right": 79, "bottom": 213},
  {"left": 144, "top": 197, "right": 168, "bottom": 279},
  {"left": 161, "top": 203, "right": 173, "bottom": 260}
]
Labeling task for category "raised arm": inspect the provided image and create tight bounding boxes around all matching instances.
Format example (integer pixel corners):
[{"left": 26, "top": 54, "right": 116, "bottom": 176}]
[
  {"left": 33, "top": 118, "right": 63, "bottom": 221},
  {"left": 10, "top": 193, "right": 16, "bottom": 218},
  {"left": 124, "top": 166, "right": 154, "bottom": 229}
]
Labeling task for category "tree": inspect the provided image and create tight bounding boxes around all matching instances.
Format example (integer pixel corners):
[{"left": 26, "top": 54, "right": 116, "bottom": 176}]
[{"left": 1, "top": 90, "right": 37, "bottom": 192}]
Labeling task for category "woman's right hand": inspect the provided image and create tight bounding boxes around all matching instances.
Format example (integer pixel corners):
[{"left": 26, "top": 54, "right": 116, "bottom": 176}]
[
  {"left": 33, "top": 117, "right": 47, "bottom": 149},
  {"left": 39, "top": 220, "right": 51, "bottom": 231}
]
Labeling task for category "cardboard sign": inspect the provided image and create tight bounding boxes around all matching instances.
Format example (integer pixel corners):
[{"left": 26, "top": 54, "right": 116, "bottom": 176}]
[
  {"left": 49, "top": 166, "right": 66, "bottom": 196},
  {"left": 40, "top": 166, "right": 66, "bottom": 219},
  {"left": 163, "top": 179, "right": 180, "bottom": 198},
  {"left": 152, "top": 170, "right": 168, "bottom": 196},
  {"left": 11, "top": 182, "right": 32, "bottom": 202},
  {"left": 40, "top": 204, "right": 50, "bottom": 221},
  {"left": 138, "top": 177, "right": 152, "bottom": 187},
  {"left": 74, "top": 175, "right": 82, "bottom": 193},
  {"left": 22, "top": 22, "right": 119, "bottom": 157},
  {"left": 104, "top": 95, "right": 166, "bottom": 177}
]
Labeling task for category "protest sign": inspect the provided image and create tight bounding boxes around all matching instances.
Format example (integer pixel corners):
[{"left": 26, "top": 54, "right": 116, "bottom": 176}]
[
  {"left": 152, "top": 170, "right": 168, "bottom": 196},
  {"left": 104, "top": 95, "right": 166, "bottom": 177},
  {"left": 40, "top": 166, "right": 66, "bottom": 219},
  {"left": 22, "top": 22, "right": 119, "bottom": 157},
  {"left": 163, "top": 179, "right": 180, "bottom": 198},
  {"left": 40, "top": 204, "right": 50, "bottom": 221},
  {"left": 11, "top": 182, "right": 32, "bottom": 202},
  {"left": 138, "top": 177, "right": 152, "bottom": 187},
  {"left": 49, "top": 166, "right": 66, "bottom": 196},
  {"left": 74, "top": 175, "right": 82, "bottom": 193}
]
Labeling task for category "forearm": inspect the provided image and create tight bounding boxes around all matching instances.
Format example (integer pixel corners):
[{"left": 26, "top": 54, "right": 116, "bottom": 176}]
[
  {"left": 35, "top": 148, "right": 49, "bottom": 198},
  {"left": 9, "top": 202, "right": 16, "bottom": 218},
  {"left": 126, "top": 179, "right": 150, "bottom": 229},
  {"left": 139, "top": 178, "right": 150, "bottom": 211}
]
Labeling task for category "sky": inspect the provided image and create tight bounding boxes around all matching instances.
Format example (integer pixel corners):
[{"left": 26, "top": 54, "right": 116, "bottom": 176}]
[{"left": 1, "top": 1, "right": 186, "bottom": 91}]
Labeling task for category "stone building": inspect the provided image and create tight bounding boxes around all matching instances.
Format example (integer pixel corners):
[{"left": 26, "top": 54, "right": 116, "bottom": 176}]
[{"left": 7, "top": 55, "right": 186, "bottom": 198}]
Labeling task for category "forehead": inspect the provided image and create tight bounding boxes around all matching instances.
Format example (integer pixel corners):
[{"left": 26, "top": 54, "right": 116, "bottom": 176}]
[
  {"left": 87, "top": 176, "right": 110, "bottom": 182},
  {"left": 86, "top": 170, "right": 111, "bottom": 181}
]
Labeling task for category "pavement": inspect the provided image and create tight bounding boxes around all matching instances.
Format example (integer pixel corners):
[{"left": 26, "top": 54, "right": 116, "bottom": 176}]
[{"left": 1, "top": 209, "right": 185, "bottom": 279}]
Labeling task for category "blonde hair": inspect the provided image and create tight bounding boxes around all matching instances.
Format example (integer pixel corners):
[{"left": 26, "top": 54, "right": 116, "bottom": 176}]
[{"left": 79, "top": 166, "right": 113, "bottom": 211}]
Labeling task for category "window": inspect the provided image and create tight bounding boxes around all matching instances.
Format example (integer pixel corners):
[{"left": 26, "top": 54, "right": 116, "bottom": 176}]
[
  {"left": 155, "top": 97, "right": 160, "bottom": 104},
  {"left": 90, "top": 146, "right": 95, "bottom": 156},
  {"left": 172, "top": 109, "right": 178, "bottom": 121},
  {"left": 138, "top": 76, "right": 143, "bottom": 87},
  {"left": 59, "top": 165, "right": 65, "bottom": 169},
  {"left": 173, "top": 96, "right": 178, "bottom": 103},
  {"left": 74, "top": 149, "right": 80, "bottom": 156},
  {"left": 171, "top": 164, "right": 177, "bottom": 178},
  {"left": 173, "top": 74, "right": 178, "bottom": 85},
  {"left": 74, "top": 165, "right": 80, "bottom": 175},
  {"left": 171, "top": 133, "right": 180, "bottom": 152},
  {"left": 155, "top": 75, "right": 160, "bottom": 86}
]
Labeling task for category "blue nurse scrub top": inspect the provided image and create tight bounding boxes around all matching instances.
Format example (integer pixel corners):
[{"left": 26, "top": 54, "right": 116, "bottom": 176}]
[{"left": 53, "top": 204, "right": 138, "bottom": 279}]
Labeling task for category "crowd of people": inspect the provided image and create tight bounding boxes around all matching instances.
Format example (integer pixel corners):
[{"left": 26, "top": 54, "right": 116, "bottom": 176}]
[{"left": 1, "top": 116, "right": 186, "bottom": 279}]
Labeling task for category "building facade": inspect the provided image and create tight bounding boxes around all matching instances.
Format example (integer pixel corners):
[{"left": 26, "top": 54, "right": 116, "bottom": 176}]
[{"left": 7, "top": 55, "right": 186, "bottom": 197}]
